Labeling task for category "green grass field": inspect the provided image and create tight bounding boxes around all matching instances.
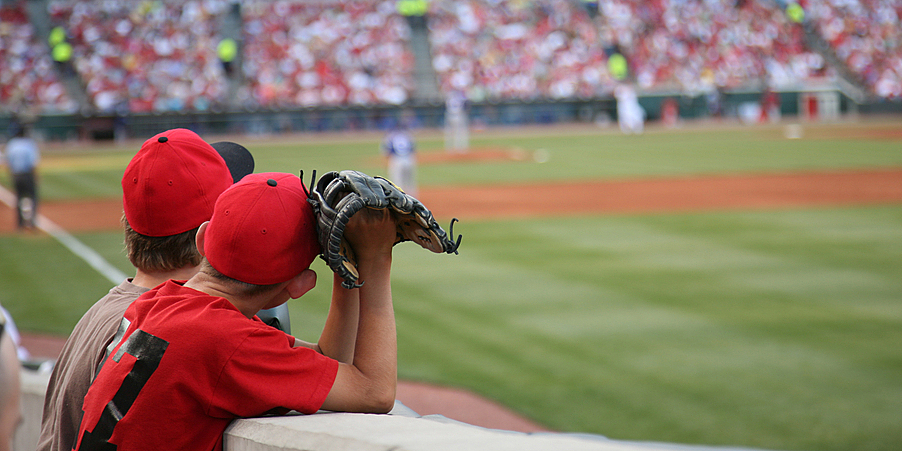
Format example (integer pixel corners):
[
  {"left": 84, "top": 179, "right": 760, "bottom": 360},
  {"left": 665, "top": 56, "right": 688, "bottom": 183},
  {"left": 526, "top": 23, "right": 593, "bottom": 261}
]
[{"left": 2, "top": 120, "right": 901, "bottom": 451}]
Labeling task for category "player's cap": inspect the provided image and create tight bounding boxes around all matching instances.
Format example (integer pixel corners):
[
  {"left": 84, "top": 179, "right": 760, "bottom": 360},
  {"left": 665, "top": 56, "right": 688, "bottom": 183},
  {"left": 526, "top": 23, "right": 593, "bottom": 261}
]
[
  {"left": 204, "top": 172, "right": 320, "bottom": 285},
  {"left": 122, "top": 128, "right": 233, "bottom": 237},
  {"left": 211, "top": 141, "right": 255, "bottom": 183}
]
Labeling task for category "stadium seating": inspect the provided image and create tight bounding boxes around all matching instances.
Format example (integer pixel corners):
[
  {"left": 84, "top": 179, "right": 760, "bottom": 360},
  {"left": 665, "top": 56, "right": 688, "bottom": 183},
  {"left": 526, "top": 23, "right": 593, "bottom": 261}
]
[
  {"left": 805, "top": 0, "right": 902, "bottom": 99},
  {"left": 1, "top": 0, "right": 899, "bottom": 115},
  {"left": 47, "top": 0, "right": 229, "bottom": 113},
  {"left": 0, "top": 2, "right": 76, "bottom": 115},
  {"left": 427, "top": 0, "right": 612, "bottom": 101},
  {"left": 239, "top": 0, "right": 415, "bottom": 108},
  {"left": 590, "top": 0, "right": 830, "bottom": 92}
]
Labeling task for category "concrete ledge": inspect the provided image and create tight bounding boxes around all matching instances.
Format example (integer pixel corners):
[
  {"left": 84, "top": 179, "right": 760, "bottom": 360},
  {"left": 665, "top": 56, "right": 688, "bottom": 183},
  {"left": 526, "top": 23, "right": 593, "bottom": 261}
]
[
  {"left": 226, "top": 412, "right": 638, "bottom": 451},
  {"left": 16, "top": 369, "right": 50, "bottom": 451},
  {"left": 223, "top": 407, "right": 776, "bottom": 451}
]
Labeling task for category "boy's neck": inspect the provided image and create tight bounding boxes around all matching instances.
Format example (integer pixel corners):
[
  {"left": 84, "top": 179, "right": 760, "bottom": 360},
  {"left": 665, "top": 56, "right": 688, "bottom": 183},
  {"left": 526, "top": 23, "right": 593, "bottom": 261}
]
[
  {"left": 132, "top": 265, "right": 200, "bottom": 289},
  {"left": 183, "top": 271, "right": 285, "bottom": 319}
]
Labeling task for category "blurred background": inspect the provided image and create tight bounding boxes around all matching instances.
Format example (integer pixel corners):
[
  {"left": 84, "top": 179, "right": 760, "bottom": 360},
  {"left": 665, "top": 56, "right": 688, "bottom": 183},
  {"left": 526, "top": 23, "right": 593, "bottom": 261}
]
[
  {"left": 1, "top": 1, "right": 901, "bottom": 451},
  {"left": 0, "top": 0, "right": 899, "bottom": 136}
]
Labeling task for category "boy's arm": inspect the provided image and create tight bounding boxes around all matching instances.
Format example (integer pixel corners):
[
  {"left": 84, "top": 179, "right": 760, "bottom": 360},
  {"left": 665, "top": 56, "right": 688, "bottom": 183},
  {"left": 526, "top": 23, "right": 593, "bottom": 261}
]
[
  {"left": 319, "top": 209, "right": 397, "bottom": 413},
  {"left": 292, "top": 276, "right": 360, "bottom": 364},
  {"left": 314, "top": 273, "right": 360, "bottom": 363}
]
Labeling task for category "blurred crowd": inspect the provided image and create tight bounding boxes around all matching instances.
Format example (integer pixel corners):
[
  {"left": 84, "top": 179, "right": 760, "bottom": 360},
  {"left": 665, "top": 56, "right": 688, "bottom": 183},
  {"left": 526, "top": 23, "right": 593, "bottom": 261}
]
[
  {"left": 46, "top": 0, "right": 230, "bottom": 113},
  {"left": 593, "top": 0, "right": 828, "bottom": 93},
  {"left": 240, "top": 0, "right": 414, "bottom": 108},
  {"left": 428, "top": 0, "right": 611, "bottom": 101},
  {"left": 0, "top": 4, "right": 77, "bottom": 115},
  {"left": 0, "top": 0, "right": 899, "bottom": 116},
  {"left": 806, "top": 0, "right": 902, "bottom": 99}
]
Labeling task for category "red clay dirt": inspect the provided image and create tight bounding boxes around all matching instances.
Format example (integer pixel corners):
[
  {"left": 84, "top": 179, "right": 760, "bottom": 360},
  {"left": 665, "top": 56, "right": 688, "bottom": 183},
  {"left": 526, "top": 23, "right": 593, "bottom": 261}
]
[
  {"left": 7, "top": 162, "right": 902, "bottom": 433},
  {"left": 4, "top": 168, "right": 902, "bottom": 234},
  {"left": 419, "top": 168, "right": 902, "bottom": 221}
]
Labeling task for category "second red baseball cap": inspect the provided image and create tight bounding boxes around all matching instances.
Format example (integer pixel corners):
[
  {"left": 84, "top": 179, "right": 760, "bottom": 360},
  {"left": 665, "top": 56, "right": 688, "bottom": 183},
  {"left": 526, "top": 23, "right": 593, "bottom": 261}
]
[
  {"left": 122, "top": 129, "right": 234, "bottom": 237},
  {"left": 203, "top": 172, "right": 321, "bottom": 285}
]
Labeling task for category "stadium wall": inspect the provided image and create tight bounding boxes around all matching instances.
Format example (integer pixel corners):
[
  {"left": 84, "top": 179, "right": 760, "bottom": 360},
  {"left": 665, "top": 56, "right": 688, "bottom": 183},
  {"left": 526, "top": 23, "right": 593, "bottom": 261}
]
[
  {"left": 5, "top": 88, "right": 898, "bottom": 143},
  {"left": 4, "top": 98, "right": 616, "bottom": 142}
]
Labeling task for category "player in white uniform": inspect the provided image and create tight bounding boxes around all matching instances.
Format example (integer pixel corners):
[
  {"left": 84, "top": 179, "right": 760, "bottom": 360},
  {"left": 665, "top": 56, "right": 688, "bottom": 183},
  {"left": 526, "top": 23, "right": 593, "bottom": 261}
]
[{"left": 382, "top": 126, "right": 417, "bottom": 196}]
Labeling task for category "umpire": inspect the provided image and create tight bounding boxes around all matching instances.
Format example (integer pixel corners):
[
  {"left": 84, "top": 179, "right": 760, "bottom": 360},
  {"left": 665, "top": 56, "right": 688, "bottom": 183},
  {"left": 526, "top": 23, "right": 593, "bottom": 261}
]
[{"left": 3, "top": 123, "right": 40, "bottom": 230}]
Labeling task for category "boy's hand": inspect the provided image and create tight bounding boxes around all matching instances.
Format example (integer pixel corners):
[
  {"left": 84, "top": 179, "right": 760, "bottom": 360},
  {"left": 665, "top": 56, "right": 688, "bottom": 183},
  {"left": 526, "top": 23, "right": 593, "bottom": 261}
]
[
  {"left": 343, "top": 208, "right": 395, "bottom": 262},
  {"left": 307, "top": 170, "right": 460, "bottom": 289}
]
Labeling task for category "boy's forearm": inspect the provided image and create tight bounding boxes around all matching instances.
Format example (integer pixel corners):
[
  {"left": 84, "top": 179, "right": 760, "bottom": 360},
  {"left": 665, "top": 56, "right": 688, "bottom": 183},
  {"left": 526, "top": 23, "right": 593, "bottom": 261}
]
[
  {"left": 353, "top": 253, "right": 397, "bottom": 401},
  {"left": 319, "top": 209, "right": 398, "bottom": 413},
  {"left": 317, "top": 273, "right": 360, "bottom": 363}
]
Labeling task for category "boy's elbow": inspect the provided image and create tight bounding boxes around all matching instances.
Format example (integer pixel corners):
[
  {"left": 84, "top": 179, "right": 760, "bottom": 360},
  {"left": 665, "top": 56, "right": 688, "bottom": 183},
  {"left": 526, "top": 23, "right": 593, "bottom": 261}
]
[
  {"left": 368, "top": 399, "right": 394, "bottom": 414},
  {"left": 368, "top": 385, "right": 396, "bottom": 413},
  {"left": 330, "top": 363, "right": 396, "bottom": 413}
]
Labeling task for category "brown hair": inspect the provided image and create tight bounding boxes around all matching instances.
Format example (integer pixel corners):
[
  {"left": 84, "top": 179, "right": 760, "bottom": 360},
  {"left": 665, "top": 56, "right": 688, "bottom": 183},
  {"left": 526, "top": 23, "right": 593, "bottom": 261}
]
[{"left": 123, "top": 215, "right": 203, "bottom": 271}]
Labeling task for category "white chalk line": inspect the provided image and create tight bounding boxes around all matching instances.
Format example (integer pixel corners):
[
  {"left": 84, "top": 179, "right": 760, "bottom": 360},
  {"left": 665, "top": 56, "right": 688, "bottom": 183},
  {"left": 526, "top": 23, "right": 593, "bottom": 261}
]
[{"left": 0, "top": 186, "right": 127, "bottom": 285}]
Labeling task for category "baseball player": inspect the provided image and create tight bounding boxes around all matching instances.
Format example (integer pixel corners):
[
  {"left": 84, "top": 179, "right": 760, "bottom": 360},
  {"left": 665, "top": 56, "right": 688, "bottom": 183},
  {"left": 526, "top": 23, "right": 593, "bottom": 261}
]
[
  {"left": 444, "top": 90, "right": 469, "bottom": 153},
  {"left": 37, "top": 129, "right": 248, "bottom": 451},
  {"left": 382, "top": 124, "right": 418, "bottom": 196},
  {"left": 73, "top": 172, "right": 399, "bottom": 450},
  {"left": 2, "top": 122, "right": 40, "bottom": 230},
  {"left": 614, "top": 82, "right": 645, "bottom": 135}
]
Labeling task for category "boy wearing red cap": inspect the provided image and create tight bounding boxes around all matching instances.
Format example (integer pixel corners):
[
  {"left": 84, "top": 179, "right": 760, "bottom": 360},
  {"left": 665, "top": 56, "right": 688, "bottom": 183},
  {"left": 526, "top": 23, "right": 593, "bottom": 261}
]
[
  {"left": 73, "top": 172, "right": 398, "bottom": 451},
  {"left": 38, "top": 129, "right": 245, "bottom": 451}
]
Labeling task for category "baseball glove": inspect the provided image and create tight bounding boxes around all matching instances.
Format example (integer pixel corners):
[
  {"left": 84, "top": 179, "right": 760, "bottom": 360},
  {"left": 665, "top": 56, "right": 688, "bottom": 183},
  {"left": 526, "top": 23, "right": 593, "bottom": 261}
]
[{"left": 306, "top": 170, "right": 461, "bottom": 289}]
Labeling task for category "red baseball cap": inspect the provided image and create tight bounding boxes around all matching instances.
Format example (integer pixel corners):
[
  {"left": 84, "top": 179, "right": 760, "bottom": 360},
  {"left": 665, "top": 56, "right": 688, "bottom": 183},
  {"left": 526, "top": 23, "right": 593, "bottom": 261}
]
[
  {"left": 203, "top": 172, "right": 321, "bottom": 285},
  {"left": 122, "top": 129, "right": 234, "bottom": 237}
]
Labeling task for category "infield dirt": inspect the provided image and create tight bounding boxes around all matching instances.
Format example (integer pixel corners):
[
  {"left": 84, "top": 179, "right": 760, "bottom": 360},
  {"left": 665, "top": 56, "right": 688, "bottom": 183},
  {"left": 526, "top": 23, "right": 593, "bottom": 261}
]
[{"left": 4, "top": 167, "right": 902, "bottom": 233}]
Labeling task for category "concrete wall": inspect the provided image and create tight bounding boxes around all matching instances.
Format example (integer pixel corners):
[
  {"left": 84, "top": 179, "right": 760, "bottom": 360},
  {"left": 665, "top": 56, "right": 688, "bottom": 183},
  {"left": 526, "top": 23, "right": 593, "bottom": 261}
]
[
  {"left": 16, "top": 369, "right": 48, "bottom": 451},
  {"left": 16, "top": 369, "right": 776, "bottom": 451}
]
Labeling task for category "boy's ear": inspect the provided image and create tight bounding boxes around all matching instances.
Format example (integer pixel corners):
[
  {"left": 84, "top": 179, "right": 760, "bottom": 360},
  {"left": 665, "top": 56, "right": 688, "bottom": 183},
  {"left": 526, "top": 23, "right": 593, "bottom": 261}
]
[
  {"left": 195, "top": 221, "right": 210, "bottom": 256},
  {"left": 286, "top": 269, "right": 317, "bottom": 299}
]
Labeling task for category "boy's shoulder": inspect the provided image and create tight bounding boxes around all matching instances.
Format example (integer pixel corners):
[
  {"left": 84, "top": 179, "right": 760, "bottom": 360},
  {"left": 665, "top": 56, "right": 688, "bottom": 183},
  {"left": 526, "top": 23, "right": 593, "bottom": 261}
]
[{"left": 130, "top": 282, "right": 283, "bottom": 344}]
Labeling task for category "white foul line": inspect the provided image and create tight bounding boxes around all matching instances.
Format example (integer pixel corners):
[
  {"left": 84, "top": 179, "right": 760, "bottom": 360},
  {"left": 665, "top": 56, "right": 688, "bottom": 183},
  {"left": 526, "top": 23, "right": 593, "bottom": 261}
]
[{"left": 0, "top": 186, "right": 127, "bottom": 285}]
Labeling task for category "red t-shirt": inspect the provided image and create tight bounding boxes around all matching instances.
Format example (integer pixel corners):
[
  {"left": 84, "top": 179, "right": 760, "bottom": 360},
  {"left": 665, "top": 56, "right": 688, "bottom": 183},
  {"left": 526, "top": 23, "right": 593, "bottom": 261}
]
[{"left": 73, "top": 280, "right": 338, "bottom": 451}]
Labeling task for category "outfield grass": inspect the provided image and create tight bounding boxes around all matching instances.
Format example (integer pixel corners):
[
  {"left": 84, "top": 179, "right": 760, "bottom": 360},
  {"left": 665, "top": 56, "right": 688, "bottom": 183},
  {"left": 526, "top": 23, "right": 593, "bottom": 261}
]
[
  {"left": 375, "top": 207, "right": 901, "bottom": 451},
  {"left": 0, "top": 232, "right": 116, "bottom": 335},
  {"left": 1, "top": 121, "right": 901, "bottom": 451}
]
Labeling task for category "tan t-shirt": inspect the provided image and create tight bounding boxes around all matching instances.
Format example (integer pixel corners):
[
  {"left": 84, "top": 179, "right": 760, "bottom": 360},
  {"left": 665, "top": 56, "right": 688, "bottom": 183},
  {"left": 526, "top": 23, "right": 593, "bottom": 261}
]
[{"left": 36, "top": 280, "right": 149, "bottom": 451}]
